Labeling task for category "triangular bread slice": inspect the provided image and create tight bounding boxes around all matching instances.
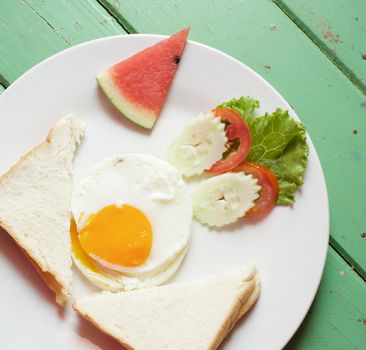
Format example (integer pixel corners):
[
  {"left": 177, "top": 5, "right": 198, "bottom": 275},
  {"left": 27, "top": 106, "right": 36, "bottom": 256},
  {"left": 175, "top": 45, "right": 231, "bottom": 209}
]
[
  {"left": 0, "top": 115, "right": 84, "bottom": 306},
  {"left": 73, "top": 265, "right": 260, "bottom": 350}
]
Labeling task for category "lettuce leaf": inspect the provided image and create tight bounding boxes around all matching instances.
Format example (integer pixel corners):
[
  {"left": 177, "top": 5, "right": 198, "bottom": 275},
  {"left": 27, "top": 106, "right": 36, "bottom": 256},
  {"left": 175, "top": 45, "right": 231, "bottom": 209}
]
[
  {"left": 218, "top": 96, "right": 259, "bottom": 121},
  {"left": 218, "top": 97, "right": 309, "bottom": 205}
]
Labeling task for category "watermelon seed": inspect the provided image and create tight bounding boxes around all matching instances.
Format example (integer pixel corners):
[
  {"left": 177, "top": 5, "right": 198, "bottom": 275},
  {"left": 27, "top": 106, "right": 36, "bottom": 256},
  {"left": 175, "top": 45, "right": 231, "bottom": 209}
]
[{"left": 174, "top": 55, "right": 181, "bottom": 64}]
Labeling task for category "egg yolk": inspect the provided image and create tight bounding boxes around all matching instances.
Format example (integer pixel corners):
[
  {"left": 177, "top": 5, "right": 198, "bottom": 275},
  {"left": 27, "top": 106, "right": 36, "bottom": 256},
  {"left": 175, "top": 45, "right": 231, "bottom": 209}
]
[
  {"left": 70, "top": 219, "right": 101, "bottom": 274},
  {"left": 78, "top": 204, "right": 153, "bottom": 268}
]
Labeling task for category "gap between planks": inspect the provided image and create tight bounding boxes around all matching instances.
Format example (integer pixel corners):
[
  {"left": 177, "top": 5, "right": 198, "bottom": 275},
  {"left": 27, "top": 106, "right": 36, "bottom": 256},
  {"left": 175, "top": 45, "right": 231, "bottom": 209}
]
[
  {"left": 22, "top": 0, "right": 72, "bottom": 46},
  {"left": 96, "top": 0, "right": 135, "bottom": 33},
  {"left": 273, "top": 0, "right": 366, "bottom": 96},
  {"left": 0, "top": 73, "right": 10, "bottom": 88},
  {"left": 330, "top": 239, "right": 366, "bottom": 282}
]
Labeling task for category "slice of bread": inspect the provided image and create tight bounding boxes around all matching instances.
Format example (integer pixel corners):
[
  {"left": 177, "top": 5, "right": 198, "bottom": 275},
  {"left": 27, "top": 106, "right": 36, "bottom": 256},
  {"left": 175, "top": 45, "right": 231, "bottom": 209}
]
[
  {"left": 0, "top": 115, "right": 84, "bottom": 306},
  {"left": 73, "top": 265, "right": 260, "bottom": 350}
]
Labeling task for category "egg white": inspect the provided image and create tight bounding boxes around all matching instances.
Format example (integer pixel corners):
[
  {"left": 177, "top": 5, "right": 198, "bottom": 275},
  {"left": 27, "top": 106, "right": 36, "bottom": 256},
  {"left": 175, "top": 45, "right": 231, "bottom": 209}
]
[
  {"left": 72, "top": 245, "right": 189, "bottom": 291},
  {"left": 71, "top": 153, "right": 192, "bottom": 290}
]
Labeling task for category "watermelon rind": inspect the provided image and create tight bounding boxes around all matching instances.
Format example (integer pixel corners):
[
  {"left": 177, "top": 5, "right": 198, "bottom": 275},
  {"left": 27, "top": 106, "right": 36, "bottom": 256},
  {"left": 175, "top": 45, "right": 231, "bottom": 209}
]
[{"left": 97, "top": 71, "right": 157, "bottom": 129}]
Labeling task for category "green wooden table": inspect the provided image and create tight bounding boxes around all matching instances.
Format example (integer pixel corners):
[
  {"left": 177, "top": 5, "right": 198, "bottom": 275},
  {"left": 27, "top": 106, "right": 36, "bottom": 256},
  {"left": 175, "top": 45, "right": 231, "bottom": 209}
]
[{"left": 0, "top": 0, "right": 365, "bottom": 348}]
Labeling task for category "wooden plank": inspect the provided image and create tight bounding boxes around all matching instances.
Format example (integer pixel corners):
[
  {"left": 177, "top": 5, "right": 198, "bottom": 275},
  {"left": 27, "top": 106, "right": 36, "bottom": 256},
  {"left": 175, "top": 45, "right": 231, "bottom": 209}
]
[
  {"left": 274, "top": 0, "right": 366, "bottom": 94},
  {"left": 286, "top": 247, "right": 366, "bottom": 349},
  {"left": 0, "top": 1, "right": 67, "bottom": 85},
  {"left": 25, "top": 0, "right": 125, "bottom": 45},
  {"left": 99, "top": 0, "right": 366, "bottom": 276},
  {"left": 0, "top": 0, "right": 126, "bottom": 84}
]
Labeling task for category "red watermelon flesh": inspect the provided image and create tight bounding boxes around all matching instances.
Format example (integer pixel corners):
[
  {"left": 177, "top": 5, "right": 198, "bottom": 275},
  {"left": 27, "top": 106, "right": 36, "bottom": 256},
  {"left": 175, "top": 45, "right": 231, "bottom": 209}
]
[{"left": 97, "top": 28, "right": 190, "bottom": 129}]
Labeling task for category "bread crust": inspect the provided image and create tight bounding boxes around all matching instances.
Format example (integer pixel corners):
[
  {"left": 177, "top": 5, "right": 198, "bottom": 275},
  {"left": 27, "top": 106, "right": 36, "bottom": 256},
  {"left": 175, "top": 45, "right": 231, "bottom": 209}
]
[
  {"left": 0, "top": 220, "right": 70, "bottom": 306},
  {"left": 208, "top": 275, "right": 260, "bottom": 350},
  {"left": 73, "top": 301, "right": 134, "bottom": 350},
  {"left": 0, "top": 119, "right": 77, "bottom": 306},
  {"left": 73, "top": 271, "right": 260, "bottom": 350}
]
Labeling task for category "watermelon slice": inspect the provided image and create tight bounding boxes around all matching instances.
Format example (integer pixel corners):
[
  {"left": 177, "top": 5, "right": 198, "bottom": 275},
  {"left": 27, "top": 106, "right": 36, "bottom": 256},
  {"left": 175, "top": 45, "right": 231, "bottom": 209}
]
[{"left": 97, "top": 28, "right": 190, "bottom": 129}]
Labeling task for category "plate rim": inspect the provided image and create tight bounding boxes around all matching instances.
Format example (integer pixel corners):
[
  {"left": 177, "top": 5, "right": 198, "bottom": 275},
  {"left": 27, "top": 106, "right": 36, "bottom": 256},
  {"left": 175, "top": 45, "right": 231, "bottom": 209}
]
[{"left": 0, "top": 33, "right": 330, "bottom": 349}]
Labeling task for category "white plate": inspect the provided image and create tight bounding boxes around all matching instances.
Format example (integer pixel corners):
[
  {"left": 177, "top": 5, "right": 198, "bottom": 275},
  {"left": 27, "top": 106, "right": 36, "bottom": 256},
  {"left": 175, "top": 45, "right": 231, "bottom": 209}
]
[{"left": 0, "top": 35, "right": 329, "bottom": 350}]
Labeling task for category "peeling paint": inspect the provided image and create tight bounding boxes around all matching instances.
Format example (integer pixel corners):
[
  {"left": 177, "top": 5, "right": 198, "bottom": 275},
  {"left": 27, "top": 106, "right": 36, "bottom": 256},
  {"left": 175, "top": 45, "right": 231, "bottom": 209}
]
[
  {"left": 113, "top": 0, "right": 120, "bottom": 11},
  {"left": 269, "top": 24, "right": 277, "bottom": 31},
  {"left": 315, "top": 20, "right": 342, "bottom": 44},
  {"left": 323, "top": 30, "right": 340, "bottom": 43},
  {"left": 74, "top": 22, "right": 83, "bottom": 30}
]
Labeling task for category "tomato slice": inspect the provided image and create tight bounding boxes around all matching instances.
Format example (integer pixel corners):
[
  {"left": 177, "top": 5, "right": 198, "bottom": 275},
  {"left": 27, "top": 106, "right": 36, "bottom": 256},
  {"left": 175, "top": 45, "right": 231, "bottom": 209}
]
[
  {"left": 234, "top": 162, "right": 279, "bottom": 217},
  {"left": 208, "top": 108, "right": 251, "bottom": 175}
]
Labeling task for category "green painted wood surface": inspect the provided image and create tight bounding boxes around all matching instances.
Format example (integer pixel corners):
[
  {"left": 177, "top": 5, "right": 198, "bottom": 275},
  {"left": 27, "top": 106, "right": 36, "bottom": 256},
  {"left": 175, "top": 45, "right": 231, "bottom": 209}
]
[
  {"left": 0, "top": 0, "right": 126, "bottom": 85},
  {"left": 25, "top": 0, "right": 125, "bottom": 45},
  {"left": 100, "top": 0, "right": 366, "bottom": 278},
  {"left": 286, "top": 246, "right": 366, "bottom": 349},
  {"left": 0, "top": 0, "right": 66, "bottom": 85},
  {"left": 274, "top": 0, "right": 366, "bottom": 94},
  {"left": 0, "top": 85, "right": 4, "bottom": 94}
]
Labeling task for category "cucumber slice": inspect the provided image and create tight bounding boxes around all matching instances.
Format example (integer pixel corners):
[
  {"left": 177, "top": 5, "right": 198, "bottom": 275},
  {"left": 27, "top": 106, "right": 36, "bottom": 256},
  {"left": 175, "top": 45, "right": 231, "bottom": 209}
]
[
  {"left": 167, "top": 111, "right": 227, "bottom": 176},
  {"left": 192, "top": 172, "right": 261, "bottom": 227}
]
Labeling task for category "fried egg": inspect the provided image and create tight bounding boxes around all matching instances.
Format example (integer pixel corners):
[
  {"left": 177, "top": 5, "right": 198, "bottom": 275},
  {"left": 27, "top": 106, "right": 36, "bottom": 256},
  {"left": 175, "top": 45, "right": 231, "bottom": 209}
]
[{"left": 71, "top": 153, "right": 192, "bottom": 291}]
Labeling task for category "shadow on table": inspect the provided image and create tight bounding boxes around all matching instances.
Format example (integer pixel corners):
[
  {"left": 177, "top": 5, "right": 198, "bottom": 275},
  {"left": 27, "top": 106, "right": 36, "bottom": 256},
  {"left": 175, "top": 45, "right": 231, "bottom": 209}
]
[
  {"left": 0, "top": 226, "right": 64, "bottom": 316},
  {"left": 76, "top": 315, "right": 127, "bottom": 350},
  {"left": 284, "top": 307, "right": 315, "bottom": 349}
]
